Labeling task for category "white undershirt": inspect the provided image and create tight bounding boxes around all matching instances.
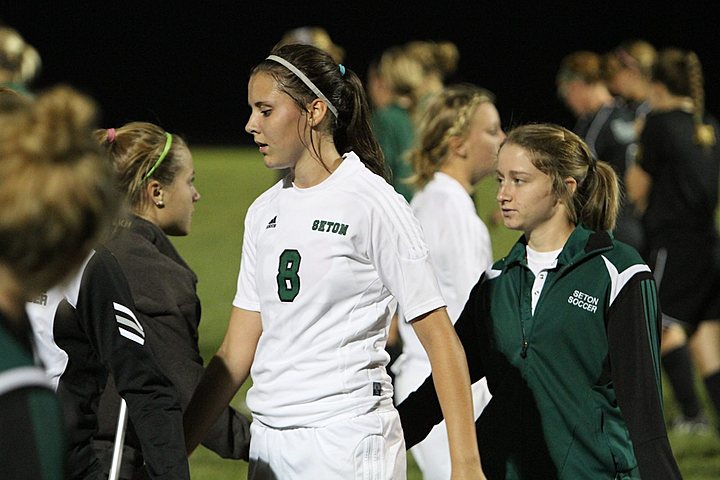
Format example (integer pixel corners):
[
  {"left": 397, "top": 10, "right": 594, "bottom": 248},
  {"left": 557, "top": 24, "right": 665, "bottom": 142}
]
[{"left": 526, "top": 246, "right": 562, "bottom": 314}]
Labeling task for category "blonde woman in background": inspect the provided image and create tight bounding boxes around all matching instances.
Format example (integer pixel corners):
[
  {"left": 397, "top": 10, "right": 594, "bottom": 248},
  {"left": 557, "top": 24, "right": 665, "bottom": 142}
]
[
  {"left": 604, "top": 39, "right": 657, "bottom": 124},
  {"left": 0, "top": 25, "right": 41, "bottom": 96},
  {"left": 404, "top": 40, "right": 460, "bottom": 121},
  {"left": 368, "top": 44, "right": 425, "bottom": 201},
  {"left": 393, "top": 84, "right": 503, "bottom": 479}
]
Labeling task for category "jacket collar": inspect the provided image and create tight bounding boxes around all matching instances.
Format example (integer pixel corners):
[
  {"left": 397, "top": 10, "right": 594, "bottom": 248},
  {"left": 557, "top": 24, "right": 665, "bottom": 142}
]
[{"left": 498, "top": 225, "right": 613, "bottom": 272}]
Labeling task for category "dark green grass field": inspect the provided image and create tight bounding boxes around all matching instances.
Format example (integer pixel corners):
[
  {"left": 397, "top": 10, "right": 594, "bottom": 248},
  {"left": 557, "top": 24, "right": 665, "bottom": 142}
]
[{"left": 173, "top": 147, "right": 720, "bottom": 479}]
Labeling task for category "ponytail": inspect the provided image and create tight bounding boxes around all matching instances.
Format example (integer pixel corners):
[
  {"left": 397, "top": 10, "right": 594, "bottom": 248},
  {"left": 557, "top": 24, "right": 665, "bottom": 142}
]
[
  {"left": 685, "top": 51, "right": 716, "bottom": 147},
  {"left": 577, "top": 160, "right": 620, "bottom": 231},
  {"left": 334, "top": 69, "right": 386, "bottom": 179}
]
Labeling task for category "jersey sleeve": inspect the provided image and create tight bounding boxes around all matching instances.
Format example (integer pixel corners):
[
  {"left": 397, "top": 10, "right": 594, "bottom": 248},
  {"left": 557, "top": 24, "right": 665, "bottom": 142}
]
[
  {"left": 233, "top": 203, "right": 260, "bottom": 311},
  {"left": 366, "top": 192, "right": 446, "bottom": 322},
  {"left": 77, "top": 248, "right": 189, "bottom": 479},
  {"left": 606, "top": 270, "right": 682, "bottom": 479}
]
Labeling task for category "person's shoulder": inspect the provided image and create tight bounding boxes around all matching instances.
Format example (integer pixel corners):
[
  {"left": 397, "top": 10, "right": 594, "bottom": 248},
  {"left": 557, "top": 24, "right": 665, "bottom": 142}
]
[{"left": 600, "top": 237, "right": 649, "bottom": 273}]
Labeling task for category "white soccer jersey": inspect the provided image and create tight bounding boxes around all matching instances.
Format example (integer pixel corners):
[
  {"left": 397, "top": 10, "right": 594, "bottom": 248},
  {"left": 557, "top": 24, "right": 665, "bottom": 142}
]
[
  {"left": 234, "top": 152, "right": 445, "bottom": 429},
  {"left": 394, "top": 172, "right": 493, "bottom": 401}
]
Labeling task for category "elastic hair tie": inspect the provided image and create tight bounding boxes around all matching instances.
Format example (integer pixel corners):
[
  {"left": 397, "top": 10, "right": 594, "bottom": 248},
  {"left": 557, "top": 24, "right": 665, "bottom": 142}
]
[
  {"left": 142, "top": 132, "right": 173, "bottom": 182},
  {"left": 266, "top": 54, "right": 338, "bottom": 117},
  {"left": 338, "top": 64, "right": 346, "bottom": 76},
  {"left": 106, "top": 128, "right": 116, "bottom": 143}
]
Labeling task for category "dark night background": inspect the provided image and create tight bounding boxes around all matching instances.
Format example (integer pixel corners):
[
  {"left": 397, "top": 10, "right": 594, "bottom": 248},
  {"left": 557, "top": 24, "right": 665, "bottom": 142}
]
[{"left": 2, "top": 1, "right": 719, "bottom": 146}]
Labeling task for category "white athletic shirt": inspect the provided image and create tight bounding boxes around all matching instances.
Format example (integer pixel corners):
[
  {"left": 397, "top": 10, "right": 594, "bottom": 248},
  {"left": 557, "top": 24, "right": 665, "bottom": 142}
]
[
  {"left": 233, "top": 151, "right": 445, "bottom": 428},
  {"left": 393, "top": 172, "right": 493, "bottom": 403},
  {"left": 525, "top": 246, "right": 561, "bottom": 315}
]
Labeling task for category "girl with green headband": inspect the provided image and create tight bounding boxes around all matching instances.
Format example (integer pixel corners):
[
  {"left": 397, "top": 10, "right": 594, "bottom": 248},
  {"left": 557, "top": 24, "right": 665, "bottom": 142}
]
[{"left": 90, "top": 122, "right": 251, "bottom": 477}]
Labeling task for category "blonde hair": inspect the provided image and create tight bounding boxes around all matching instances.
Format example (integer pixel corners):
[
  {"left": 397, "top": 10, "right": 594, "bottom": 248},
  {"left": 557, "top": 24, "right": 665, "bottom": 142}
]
[
  {"left": 502, "top": 124, "right": 620, "bottom": 231},
  {"left": 97, "top": 122, "right": 188, "bottom": 210},
  {"left": 404, "top": 40, "right": 459, "bottom": 80},
  {"left": 408, "top": 84, "right": 495, "bottom": 189},
  {"left": 377, "top": 45, "right": 425, "bottom": 109},
  {"left": 557, "top": 51, "right": 603, "bottom": 85},
  {"left": 276, "top": 26, "right": 345, "bottom": 63},
  {"left": 615, "top": 39, "right": 657, "bottom": 79},
  {"left": 0, "top": 26, "right": 41, "bottom": 83},
  {"left": 653, "top": 48, "right": 716, "bottom": 147},
  {"left": 0, "top": 85, "right": 118, "bottom": 293}
]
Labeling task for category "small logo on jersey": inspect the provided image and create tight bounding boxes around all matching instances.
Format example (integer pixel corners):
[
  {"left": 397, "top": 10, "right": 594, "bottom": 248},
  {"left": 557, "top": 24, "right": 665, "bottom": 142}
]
[
  {"left": 373, "top": 382, "right": 382, "bottom": 396},
  {"left": 114, "top": 302, "right": 145, "bottom": 345},
  {"left": 266, "top": 216, "right": 277, "bottom": 229},
  {"left": 30, "top": 292, "right": 48, "bottom": 306},
  {"left": 312, "top": 219, "right": 348, "bottom": 236},
  {"left": 567, "top": 289, "right": 599, "bottom": 313}
]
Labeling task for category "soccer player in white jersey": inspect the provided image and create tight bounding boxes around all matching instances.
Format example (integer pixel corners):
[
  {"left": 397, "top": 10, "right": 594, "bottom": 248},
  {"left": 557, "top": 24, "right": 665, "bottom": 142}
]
[
  {"left": 392, "top": 84, "right": 504, "bottom": 479},
  {"left": 183, "top": 44, "right": 483, "bottom": 479}
]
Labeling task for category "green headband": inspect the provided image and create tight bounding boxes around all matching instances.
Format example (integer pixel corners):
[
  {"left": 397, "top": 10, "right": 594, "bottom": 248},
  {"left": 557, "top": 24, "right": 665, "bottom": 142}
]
[{"left": 142, "top": 132, "right": 173, "bottom": 182}]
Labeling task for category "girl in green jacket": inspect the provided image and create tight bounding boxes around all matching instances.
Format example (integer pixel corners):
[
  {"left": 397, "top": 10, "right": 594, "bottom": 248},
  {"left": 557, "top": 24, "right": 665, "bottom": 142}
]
[{"left": 399, "top": 123, "right": 681, "bottom": 479}]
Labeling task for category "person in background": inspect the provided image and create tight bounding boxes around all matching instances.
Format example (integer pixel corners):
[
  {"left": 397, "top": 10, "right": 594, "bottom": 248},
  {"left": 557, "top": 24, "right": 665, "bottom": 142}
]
[
  {"left": 91, "top": 122, "right": 251, "bottom": 476},
  {"left": 392, "top": 83, "right": 503, "bottom": 479},
  {"left": 399, "top": 123, "right": 681, "bottom": 479},
  {"left": 0, "top": 85, "right": 118, "bottom": 480},
  {"left": 25, "top": 125, "right": 191, "bottom": 477},
  {"left": 0, "top": 24, "right": 41, "bottom": 97},
  {"left": 367, "top": 45, "right": 424, "bottom": 202},
  {"left": 604, "top": 39, "right": 657, "bottom": 125},
  {"left": 556, "top": 50, "right": 643, "bottom": 252},
  {"left": 609, "top": 40, "right": 709, "bottom": 435},
  {"left": 626, "top": 47, "right": 720, "bottom": 437},
  {"left": 403, "top": 40, "right": 460, "bottom": 121},
  {"left": 275, "top": 26, "right": 345, "bottom": 64},
  {"left": 183, "top": 43, "right": 483, "bottom": 479}
]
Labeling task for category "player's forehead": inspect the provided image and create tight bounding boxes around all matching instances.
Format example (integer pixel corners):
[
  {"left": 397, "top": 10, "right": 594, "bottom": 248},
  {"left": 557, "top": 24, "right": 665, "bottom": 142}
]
[{"left": 248, "top": 72, "right": 285, "bottom": 106}]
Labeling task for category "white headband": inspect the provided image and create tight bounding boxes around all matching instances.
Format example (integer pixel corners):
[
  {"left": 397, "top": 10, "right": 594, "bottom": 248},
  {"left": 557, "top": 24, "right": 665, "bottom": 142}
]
[{"left": 266, "top": 54, "right": 338, "bottom": 117}]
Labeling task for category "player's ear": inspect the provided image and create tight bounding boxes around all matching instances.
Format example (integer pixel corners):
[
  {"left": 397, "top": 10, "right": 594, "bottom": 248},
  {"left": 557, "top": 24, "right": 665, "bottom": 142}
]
[{"left": 307, "top": 99, "right": 329, "bottom": 128}]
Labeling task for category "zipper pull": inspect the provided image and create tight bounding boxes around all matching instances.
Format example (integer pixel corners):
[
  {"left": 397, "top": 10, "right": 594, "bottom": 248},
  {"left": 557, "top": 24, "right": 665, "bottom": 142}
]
[{"left": 521, "top": 339, "right": 529, "bottom": 358}]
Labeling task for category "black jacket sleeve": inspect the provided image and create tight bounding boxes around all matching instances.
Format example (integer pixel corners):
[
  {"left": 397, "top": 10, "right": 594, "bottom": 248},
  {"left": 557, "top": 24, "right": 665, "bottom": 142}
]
[
  {"left": 606, "top": 271, "right": 682, "bottom": 479},
  {"left": 397, "top": 276, "right": 487, "bottom": 448},
  {"left": 78, "top": 248, "right": 190, "bottom": 479}
]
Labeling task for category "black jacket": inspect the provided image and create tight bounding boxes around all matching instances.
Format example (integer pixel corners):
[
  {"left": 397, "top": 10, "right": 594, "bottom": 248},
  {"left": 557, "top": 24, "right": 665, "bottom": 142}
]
[
  {"left": 27, "top": 247, "right": 189, "bottom": 479},
  {"left": 96, "top": 216, "right": 250, "bottom": 460}
]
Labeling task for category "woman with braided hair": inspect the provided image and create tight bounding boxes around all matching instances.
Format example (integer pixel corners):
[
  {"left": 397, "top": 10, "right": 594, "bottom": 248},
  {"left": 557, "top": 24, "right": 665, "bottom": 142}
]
[
  {"left": 399, "top": 123, "right": 681, "bottom": 478},
  {"left": 392, "top": 83, "right": 503, "bottom": 479},
  {"left": 627, "top": 47, "right": 720, "bottom": 436}
]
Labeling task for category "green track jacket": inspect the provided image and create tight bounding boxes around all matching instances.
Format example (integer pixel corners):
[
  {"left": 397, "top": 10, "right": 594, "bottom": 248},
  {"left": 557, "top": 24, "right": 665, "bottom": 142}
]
[{"left": 400, "top": 226, "right": 681, "bottom": 479}]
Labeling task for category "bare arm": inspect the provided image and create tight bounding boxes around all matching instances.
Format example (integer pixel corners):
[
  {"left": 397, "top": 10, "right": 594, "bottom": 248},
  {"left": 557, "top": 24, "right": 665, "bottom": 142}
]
[
  {"left": 411, "top": 307, "right": 485, "bottom": 480},
  {"left": 184, "top": 307, "right": 262, "bottom": 455}
]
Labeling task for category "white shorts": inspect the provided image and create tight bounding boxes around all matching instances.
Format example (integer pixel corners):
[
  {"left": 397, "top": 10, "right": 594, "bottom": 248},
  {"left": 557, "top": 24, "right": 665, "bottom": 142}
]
[{"left": 249, "top": 409, "right": 406, "bottom": 480}]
